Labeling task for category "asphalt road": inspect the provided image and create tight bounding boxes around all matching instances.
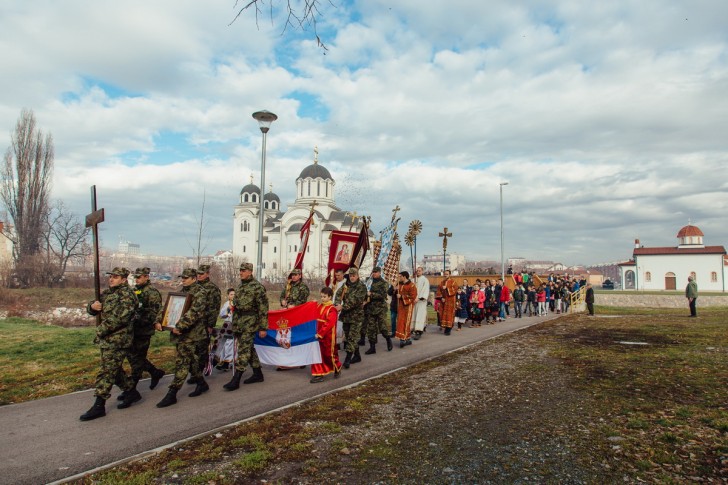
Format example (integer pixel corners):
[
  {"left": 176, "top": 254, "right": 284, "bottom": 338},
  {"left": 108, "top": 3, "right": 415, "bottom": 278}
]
[{"left": 0, "top": 315, "right": 557, "bottom": 484}]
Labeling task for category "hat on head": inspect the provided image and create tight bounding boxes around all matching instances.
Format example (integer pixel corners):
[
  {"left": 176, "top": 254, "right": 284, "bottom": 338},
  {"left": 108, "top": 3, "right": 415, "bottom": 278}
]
[
  {"left": 197, "top": 264, "right": 211, "bottom": 274},
  {"left": 178, "top": 268, "right": 198, "bottom": 278},
  {"left": 239, "top": 262, "right": 254, "bottom": 271},
  {"left": 289, "top": 268, "right": 302, "bottom": 276},
  {"left": 106, "top": 267, "right": 130, "bottom": 277},
  {"left": 347, "top": 267, "right": 359, "bottom": 276},
  {"left": 372, "top": 266, "right": 382, "bottom": 273},
  {"left": 134, "top": 267, "right": 150, "bottom": 277}
]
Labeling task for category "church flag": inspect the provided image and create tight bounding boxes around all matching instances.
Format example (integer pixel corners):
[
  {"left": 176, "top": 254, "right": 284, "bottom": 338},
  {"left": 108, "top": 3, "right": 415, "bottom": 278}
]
[
  {"left": 254, "top": 301, "right": 322, "bottom": 366},
  {"left": 293, "top": 212, "right": 313, "bottom": 271},
  {"left": 326, "top": 229, "right": 360, "bottom": 286},
  {"left": 350, "top": 218, "right": 370, "bottom": 270},
  {"left": 382, "top": 234, "right": 402, "bottom": 284},
  {"left": 375, "top": 219, "right": 397, "bottom": 269}
]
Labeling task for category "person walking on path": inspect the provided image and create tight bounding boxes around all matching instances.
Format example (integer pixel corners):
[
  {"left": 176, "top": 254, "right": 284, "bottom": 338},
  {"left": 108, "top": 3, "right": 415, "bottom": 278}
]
[
  {"left": 363, "top": 266, "right": 394, "bottom": 354},
  {"left": 686, "top": 276, "right": 698, "bottom": 317},
  {"left": 412, "top": 267, "right": 430, "bottom": 339},
  {"left": 335, "top": 267, "right": 368, "bottom": 368},
  {"left": 438, "top": 270, "right": 457, "bottom": 335},
  {"left": 395, "top": 271, "right": 418, "bottom": 347},
  {"left": 585, "top": 283, "right": 595, "bottom": 316},
  {"left": 80, "top": 267, "right": 140, "bottom": 421},
  {"left": 196, "top": 264, "right": 221, "bottom": 376},
  {"left": 310, "top": 287, "right": 342, "bottom": 383}
]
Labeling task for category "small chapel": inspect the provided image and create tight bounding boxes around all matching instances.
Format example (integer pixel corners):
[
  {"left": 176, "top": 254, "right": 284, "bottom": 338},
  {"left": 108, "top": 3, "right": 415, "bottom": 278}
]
[
  {"left": 232, "top": 148, "right": 370, "bottom": 281},
  {"left": 619, "top": 223, "right": 727, "bottom": 291}
]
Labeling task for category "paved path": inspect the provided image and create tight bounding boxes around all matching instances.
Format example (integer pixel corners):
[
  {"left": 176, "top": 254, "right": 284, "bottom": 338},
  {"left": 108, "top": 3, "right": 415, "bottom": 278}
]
[{"left": 0, "top": 314, "right": 559, "bottom": 484}]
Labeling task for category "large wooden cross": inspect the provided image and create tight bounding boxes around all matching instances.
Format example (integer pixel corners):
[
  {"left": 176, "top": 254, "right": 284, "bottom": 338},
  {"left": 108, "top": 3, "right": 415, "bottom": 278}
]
[
  {"left": 308, "top": 199, "right": 318, "bottom": 215},
  {"left": 439, "top": 227, "right": 452, "bottom": 250},
  {"left": 391, "top": 205, "right": 400, "bottom": 222},
  {"left": 85, "top": 185, "right": 105, "bottom": 325}
]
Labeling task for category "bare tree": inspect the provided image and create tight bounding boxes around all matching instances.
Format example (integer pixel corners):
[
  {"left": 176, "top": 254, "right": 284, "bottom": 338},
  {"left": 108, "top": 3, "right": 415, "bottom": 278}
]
[
  {"left": 231, "top": 0, "right": 333, "bottom": 50},
  {"left": 187, "top": 189, "right": 210, "bottom": 266},
  {"left": 0, "top": 109, "right": 54, "bottom": 286},
  {"left": 43, "top": 200, "right": 91, "bottom": 286}
]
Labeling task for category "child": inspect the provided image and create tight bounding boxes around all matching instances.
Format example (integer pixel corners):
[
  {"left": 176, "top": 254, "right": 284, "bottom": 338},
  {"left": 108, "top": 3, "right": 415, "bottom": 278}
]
[{"left": 310, "top": 287, "right": 342, "bottom": 383}]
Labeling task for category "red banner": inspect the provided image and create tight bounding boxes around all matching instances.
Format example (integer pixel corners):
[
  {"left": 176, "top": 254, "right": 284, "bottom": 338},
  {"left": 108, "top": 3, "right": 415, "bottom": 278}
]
[
  {"left": 293, "top": 213, "right": 313, "bottom": 271},
  {"left": 326, "top": 230, "right": 360, "bottom": 285}
]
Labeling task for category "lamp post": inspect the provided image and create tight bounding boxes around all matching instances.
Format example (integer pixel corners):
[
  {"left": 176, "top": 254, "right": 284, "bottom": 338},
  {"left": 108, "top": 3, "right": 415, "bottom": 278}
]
[
  {"left": 252, "top": 110, "right": 277, "bottom": 280},
  {"left": 499, "top": 182, "right": 508, "bottom": 280}
]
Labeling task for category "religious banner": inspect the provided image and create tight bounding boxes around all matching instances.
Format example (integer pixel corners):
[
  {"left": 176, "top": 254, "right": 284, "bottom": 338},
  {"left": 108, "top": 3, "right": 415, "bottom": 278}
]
[
  {"left": 293, "top": 212, "right": 313, "bottom": 271},
  {"left": 349, "top": 218, "right": 370, "bottom": 270},
  {"left": 376, "top": 218, "right": 397, "bottom": 269},
  {"left": 326, "top": 229, "right": 360, "bottom": 285},
  {"left": 382, "top": 235, "right": 402, "bottom": 284},
  {"left": 254, "top": 301, "right": 322, "bottom": 367}
]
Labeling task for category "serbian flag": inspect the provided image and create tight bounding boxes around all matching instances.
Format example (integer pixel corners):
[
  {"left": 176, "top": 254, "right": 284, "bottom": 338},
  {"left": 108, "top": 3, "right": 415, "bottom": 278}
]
[
  {"left": 293, "top": 213, "right": 313, "bottom": 271},
  {"left": 254, "top": 301, "right": 322, "bottom": 366}
]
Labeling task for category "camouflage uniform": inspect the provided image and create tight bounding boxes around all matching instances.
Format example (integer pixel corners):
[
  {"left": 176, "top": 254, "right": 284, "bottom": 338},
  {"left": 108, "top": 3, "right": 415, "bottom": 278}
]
[
  {"left": 87, "top": 281, "right": 138, "bottom": 400},
  {"left": 284, "top": 280, "right": 310, "bottom": 307},
  {"left": 232, "top": 275, "right": 269, "bottom": 372},
  {"left": 365, "top": 276, "right": 391, "bottom": 342},
  {"left": 166, "top": 283, "right": 208, "bottom": 390},
  {"left": 340, "top": 277, "right": 368, "bottom": 354},
  {"left": 129, "top": 278, "right": 163, "bottom": 384},
  {"left": 196, "top": 276, "right": 221, "bottom": 372}
]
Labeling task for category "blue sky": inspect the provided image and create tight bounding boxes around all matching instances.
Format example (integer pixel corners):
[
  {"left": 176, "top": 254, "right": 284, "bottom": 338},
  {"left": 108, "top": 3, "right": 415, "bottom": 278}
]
[{"left": 0, "top": 0, "right": 727, "bottom": 266}]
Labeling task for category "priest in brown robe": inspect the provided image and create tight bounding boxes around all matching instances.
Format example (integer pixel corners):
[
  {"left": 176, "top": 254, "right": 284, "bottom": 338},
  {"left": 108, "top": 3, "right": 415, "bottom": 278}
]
[
  {"left": 396, "top": 271, "right": 418, "bottom": 348},
  {"left": 439, "top": 270, "right": 458, "bottom": 335}
]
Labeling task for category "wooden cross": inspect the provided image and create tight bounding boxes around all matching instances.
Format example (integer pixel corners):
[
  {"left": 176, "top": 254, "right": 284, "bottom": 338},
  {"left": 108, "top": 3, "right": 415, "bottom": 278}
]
[
  {"left": 308, "top": 199, "right": 318, "bottom": 215},
  {"left": 391, "top": 205, "right": 401, "bottom": 222},
  {"left": 85, "top": 185, "right": 105, "bottom": 326},
  {"left": 439, "top": 227, "right": 452, "bottom": 251},
  {"left": 347, "top": 211, "right": 359, "bottom": 231}
]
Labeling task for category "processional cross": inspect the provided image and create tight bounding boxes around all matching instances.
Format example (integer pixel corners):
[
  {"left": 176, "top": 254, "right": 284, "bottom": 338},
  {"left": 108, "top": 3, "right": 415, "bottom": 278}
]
[
  {"left": 85, "top": 185, "right": 105, "bottom": 326},
  {"left": 438, "top": 227, "right": 453, "bottom": 274},
  {"left": 391, "top": 205, "right": 401, "bottom": 222}
]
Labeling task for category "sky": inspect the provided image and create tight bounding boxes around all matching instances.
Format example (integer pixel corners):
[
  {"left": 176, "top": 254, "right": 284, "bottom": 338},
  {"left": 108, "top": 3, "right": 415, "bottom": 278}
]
[{"left": 1, "top": 0, "right": 727, "bottom": 266}]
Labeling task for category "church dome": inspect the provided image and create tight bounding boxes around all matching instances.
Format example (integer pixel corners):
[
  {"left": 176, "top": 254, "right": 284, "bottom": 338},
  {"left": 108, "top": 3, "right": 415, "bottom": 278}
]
[
  {"left": 240, "top": 183, "right": 261, "bottom": 196},
  {"left": 264, "top": 191, "right": 280, "bottom": 203},
  {"left": 677, "top": 224, "right": 704, "bottom": 238},
  {"left": 297, "top": 163, "right": 332, "bottom": 181}
]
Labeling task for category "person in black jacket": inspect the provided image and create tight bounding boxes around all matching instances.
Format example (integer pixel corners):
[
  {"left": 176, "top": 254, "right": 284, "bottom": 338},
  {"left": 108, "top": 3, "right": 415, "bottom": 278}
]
[{"left": 585, "top": 283, "right": 595, "bottom": 316}]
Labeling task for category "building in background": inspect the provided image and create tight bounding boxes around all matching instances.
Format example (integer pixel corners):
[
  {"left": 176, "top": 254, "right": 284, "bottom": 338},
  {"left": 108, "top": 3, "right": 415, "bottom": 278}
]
[
  {"left": 421, "top": 253, "right": 466, "bottom": 275},
  {"left": 118, "top": 239, "right": 140, "bottom": 255}
]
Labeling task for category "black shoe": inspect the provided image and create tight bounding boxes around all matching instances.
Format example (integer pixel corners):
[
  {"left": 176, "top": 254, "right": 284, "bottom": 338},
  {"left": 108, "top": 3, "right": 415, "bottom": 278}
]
[
  {"left": 156, "top": 389, "right": 178, "bottom": 408},
  {"left": 150, "top": 368, "right": 165, "bottom": 390},
  {"left": 215, "top": 362, "right": 230, "bottom": 371},
  {"left": 399, "top": 340, "right": 405, "bottom": 348},
  {"left": 357, "top": 336, "right": 365, "bottom": 346},
  {"left": 444, "top": 328, "right": 451, "bottom": 336},
  {"left": 310, "top": 375, "right": 325, "bottom": 383},
  {"left": 243, "top": 367, "right": 264, "bottom": 384},
  {"left": 223, "top": 370, "right": 243, "bottom": 391},
  {"left": 117, "top": 388, "right": 142, "bottom": 409},
  {"left": 386, "top": 337, "right": 393, "bottom": 351},
  {"left": 186, "top": 376, "right": 199, "bottom": 385},
  {"left": 413, "top": 331, "right": 422, "bottom": 340},
  {"left": 80, "top": 397, "right": 106, "bottom": 421},
  {"left": 116, "top": 391, "right": 127, "bottom": 401},
  {"left": 364, "top": 343, "right": 376, "bottom": 355},
  {"left": 405, "top": 339, "right": 413, "bottom": 346},
  {"left": 189, "top": 380, "right": 209, "bottom": 397},
  {"left": 343, "top": 352, "right": 352, "bottom": 369},
  {"left": 351, "top": 349, "right": 362, "bottom": 364},
  {"left": 334, "top": 368, "right": 341, "bottom": 378}
]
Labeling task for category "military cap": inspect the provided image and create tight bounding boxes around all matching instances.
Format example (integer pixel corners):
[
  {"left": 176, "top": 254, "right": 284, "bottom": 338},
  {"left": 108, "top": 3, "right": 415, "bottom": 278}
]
[
  {"left": 106, "top": 267, "right": 130, "bottom": 277},
  {"left": 197, "top": 264, "right": 211, "bottom": 274},
  {"left": 347, "top": 267, "right": 359, "bottom": 276},
  {"left": 134, "top": 267, "right": 150, "bottom": 276},
  {"left": 372, "top": 266, "right": 382, "bottom": 273},
  {"left": 178, "top": 268, "right": 198, "bottom": 278},
  {"left": 239, "top": 262, "right": 254, "bottom": 271},
  {"left": 289, "top": 268, "right": 302, "bottom": 276}
]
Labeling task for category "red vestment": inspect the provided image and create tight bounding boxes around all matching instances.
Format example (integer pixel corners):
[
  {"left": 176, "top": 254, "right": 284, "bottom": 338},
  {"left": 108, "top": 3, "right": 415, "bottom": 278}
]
[
  {"left": 311, "top": 302, "right": 342, "bottom": 377},
  {"left": 396, "top": 280, "right": 418, "bottom": 340},
  {"left": 439, "top": 277, "right": 457, "bottom": 328}
]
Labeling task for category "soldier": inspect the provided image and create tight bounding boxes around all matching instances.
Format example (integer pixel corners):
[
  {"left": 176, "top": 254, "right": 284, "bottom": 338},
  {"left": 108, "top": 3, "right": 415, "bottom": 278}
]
[
  {"left": 195, "top": 264, "right": 221, "bottom": 376},
  {"left": 119, "top": 268, "right": 165, "bottom": 402},
  {"left": 280, "top": 268, "right": 310, "bottom": 308},
  {"left": 155, "top": 268, "right": 210, "bottom": 408},
  {"left": 80, "top": 267, "right": 139, "bottom": 421},
  {"left": 364, "top": 266, "right": 393, "bottom": 354},
  {"left": 223, "top": 262, "right": 269, "bottom": 391},
  {"left": 334, "top": 267, "right": 368, "bottom": 368}
]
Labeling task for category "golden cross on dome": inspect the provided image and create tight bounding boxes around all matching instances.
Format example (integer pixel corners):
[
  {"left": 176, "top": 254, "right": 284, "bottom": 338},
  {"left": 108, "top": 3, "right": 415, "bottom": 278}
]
[
  {"left": 313, "top": 146, "right": 319, "bottom": 165},
  {"left": 249, "top": 173, "right": 254, "bottom": 184},
  {"left": 269, "top": 183, "right": 273, "bottom": 193}
]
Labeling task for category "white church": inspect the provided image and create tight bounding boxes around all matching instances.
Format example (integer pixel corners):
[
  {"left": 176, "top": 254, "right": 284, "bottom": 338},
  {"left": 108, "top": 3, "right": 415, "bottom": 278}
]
[
  {"left": 232, "top": 150, "right": 372, "bottom": 281},
  {"left": 619, "top": 224, "right": 727, "bottom": 291}
]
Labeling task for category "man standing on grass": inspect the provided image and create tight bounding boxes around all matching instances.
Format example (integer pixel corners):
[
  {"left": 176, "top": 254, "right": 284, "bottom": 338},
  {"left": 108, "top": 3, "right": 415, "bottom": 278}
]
[
  {"left": 412, "top": 266, "right": 430, "bottom": 340},
  {"left": 686, "top": 276, "right": 698, "bottom": 317},
  {"left": 155, "top": 268, "right": 210, "bottom": 408},
  {"left": 80, "top": 267, "right": 139, "bottom": 421}
]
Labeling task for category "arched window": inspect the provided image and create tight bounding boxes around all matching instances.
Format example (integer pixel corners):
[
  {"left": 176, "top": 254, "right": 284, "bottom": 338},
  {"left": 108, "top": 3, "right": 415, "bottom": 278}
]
[
  {"left": 264, "top": 201, "right": 269, "bottom": 209},
  {"left": 240, "top": 222, "right": 243, "bottom": 232},
  {"left": 244, "top": 194, "right": 249, "bottom": 203},
  {"left": 645, "top": 271, "right": 651, "bottom": 282},
  {"left": 307, "top": 180, "right": 311, "bottom": 196},
  {"left": 317, "top": 181, "right": 320, "bottom": 196},
  {"left": 274, "top": 247, "right": 277, "bottom": 254},
  {"left": 252, "top": 194, "right": 257, "bottom": 203},
  {"left": 711, "top": 272, "right": 718, "bottom": 282},
  {"left": 272, "top": 201, "right": 277, "bottom": 210},
  {"left": 326, "top": 182, "right": 329, "bottom": 197},
  {"left": 243, "top": 245, "right": 246, "bottom": 253}
]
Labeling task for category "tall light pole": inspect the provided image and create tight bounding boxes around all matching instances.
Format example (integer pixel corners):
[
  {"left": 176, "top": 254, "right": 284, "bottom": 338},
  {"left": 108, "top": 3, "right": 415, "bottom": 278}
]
[
  {"left": 499, "top": 182, "right": 509, "bottom": 280},
  {"left": 252, "top": 110, "right": 277, "bottom": 280}
]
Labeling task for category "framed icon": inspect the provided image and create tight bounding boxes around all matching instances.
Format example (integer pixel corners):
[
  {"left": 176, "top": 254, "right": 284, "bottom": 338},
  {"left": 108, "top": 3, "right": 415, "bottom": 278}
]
[{"left": 160, "top": 292, "right": 192, "bottom": 329}]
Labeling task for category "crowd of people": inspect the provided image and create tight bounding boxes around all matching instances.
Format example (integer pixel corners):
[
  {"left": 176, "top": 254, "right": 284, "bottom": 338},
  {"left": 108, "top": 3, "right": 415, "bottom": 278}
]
[{"left": 79, "top": 263, "right": 590, "bottom": 421}]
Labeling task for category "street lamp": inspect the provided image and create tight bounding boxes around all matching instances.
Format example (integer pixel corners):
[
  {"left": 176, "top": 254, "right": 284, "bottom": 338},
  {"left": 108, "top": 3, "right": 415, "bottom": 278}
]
[
  {"left": 252, "top": 110, "right": 277, "bottom": 280},
  {"left": 499, "top": 182, "right": 509, "bottom": 280}
]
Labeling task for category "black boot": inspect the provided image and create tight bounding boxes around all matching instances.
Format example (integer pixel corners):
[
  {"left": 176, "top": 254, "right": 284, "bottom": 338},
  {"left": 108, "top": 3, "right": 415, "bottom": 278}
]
[
  {"left": 156, "top": 389, "right": 178, "bottom": 408},
  {"left": 357, "top": 336, "right": 365, "bottom": 346},
  {"left": 117, "top": 388, "right": 142, "bottom": 409},
  {"left": 116, "top": 391, "right": 127, "bottom": 401},
  {"left": 80, "top": 396, "right": 106, "bottom": 421},
  {"left": 150, "top": 368, "right": 165, "bottom": 390},
  {"left": 186, "top": 376, "right": 199, "bottom": 385},
  {"left": 385, "top": 337, "right": 393, "bottom": 351},
  {"left": 223, "top": 370, "right": 243, "bottom": 391},
  {"left": 444, "top": 327, "right": 452, "bottom": 336},
  {"left": 343, "top": 352, "right": 352, "bottom": 369},
  {"left": 364, "top": 342, "right": 376, "bottom": 355},
  {"left": 243, "top": 367, "right": 264, "bottom": 384},
  {"left": 351, "top": 349, "right": 362, "bottom": 364},
  {"left": 189, "top": 379, "right": 209, "bottom": 397}
]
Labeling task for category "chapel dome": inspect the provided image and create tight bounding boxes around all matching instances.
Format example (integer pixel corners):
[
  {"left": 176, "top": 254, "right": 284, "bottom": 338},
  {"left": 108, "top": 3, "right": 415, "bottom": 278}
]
[
  {"left": 677, "top": 225, "right": 704, "bottom": 238},
  {"left": 240, "top": 183, "right": 261, "bottom": 196},
  {"left": 264, "top": 191, "right": 280, "bottom": 203},
  {"left": 297, "top": 163, "right": 333, "bottom": 181}
]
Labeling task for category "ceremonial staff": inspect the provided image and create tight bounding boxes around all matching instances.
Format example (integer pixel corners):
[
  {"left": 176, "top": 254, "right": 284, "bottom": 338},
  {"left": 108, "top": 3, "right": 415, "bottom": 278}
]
[
  {"left": 85, "top": 185, "right": 105, "bottom": 326},
  {"left": 439, "top": 227, "right": 452, "bottom": 274}
]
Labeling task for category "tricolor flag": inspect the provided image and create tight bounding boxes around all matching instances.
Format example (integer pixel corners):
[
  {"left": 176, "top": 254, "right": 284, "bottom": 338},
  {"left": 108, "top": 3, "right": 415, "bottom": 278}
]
[
  {"left": 254, "top": 301, "right": 322, "bottom": 367},
  {"left": 293, "top": 212, "right": 314, "bottom": 271}
]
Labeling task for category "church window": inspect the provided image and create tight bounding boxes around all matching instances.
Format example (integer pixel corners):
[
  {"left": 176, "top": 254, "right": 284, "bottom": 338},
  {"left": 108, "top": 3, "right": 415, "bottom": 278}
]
[
  {"left": 295, "top": 245, "right": 298, "bottom": 252},
  {"left": 644, "top": 272, "right": 651, "bottom": 282},
  {"left": 240, "top": 223, "right": 243, "bottom": 232},
  {"left": 274, "top": 247, "right": 277, "bottom": 254},
  {"left": 252, "top": 194, "right": 257, "bottom": 203},
  {"left": 273, "top": 262, "right": 277, "bottom": 269},
  {"left": 307, "top": 245, "right": 310, "bottom": 253},
  {"left": 244, "top": 194, "right": 249, "bottom": 203},
  {"left": 272, "top": 201, "right": 277, "bottom": 210},
  {"left": 307, "top": 180, "right": 311, "bottom": 196},
  {"left": 243, "top": 245, "right": 246, "bottom": 253},
  {"left": 300, "top": 183, "right": 303, "bottom": 197},
  {"left": 262, "top": 263, "right": 266, "bottom": 269},
  {"left": 711, "top": 272, "right": 718, "bottom": 282},
  {"left": 326, "top": 182, "right": 329, "bottom": 197},
  {"left": 242, "top": 221, "right": 250, "bottom": 232},
  {"left": 264, "top": 201, "right": 269, "bottom": 209},
  {"left": 317, "top": 181, "right": 320, "bottom": 196}
]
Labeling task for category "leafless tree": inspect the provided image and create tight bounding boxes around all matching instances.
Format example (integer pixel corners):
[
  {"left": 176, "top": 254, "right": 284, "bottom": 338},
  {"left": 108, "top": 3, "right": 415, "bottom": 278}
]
[
  {"left": 187, "top": 189, "right": 210, "bottom": 267},
  {"left": 231, "top": 0, "right": 333, "bottom": 50},
  {"left": 43, "top": 200, "right": 91, "bottom": 286},
  {"left": 0, "top": 109, "right": 54, "bottom": 286}
]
